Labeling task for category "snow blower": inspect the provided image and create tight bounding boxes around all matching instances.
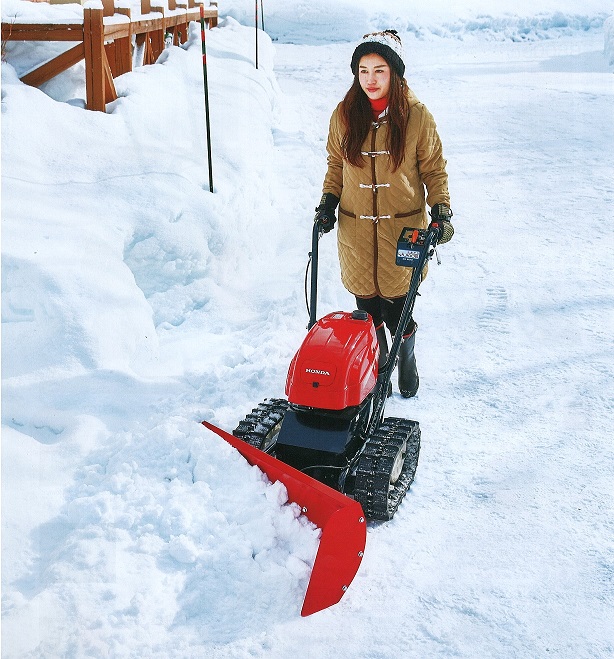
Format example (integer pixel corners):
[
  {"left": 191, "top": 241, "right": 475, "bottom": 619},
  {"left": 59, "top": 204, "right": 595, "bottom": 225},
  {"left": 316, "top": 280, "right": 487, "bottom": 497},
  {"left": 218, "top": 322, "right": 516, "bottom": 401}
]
[{"left": 203, "top": 221, "right": 440, "bottom": 616}]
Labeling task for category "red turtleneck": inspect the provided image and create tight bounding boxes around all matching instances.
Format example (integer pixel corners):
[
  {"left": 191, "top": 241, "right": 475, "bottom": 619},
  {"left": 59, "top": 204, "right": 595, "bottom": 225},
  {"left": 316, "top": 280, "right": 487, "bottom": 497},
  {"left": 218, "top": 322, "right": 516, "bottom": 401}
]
[{"left": 369, "top": 96, "right": 388, "bottom": 120}]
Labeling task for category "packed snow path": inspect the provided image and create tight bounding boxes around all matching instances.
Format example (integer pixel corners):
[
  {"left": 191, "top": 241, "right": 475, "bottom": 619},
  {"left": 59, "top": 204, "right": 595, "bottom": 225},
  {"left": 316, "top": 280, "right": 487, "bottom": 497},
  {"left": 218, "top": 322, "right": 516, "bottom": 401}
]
[
  {"left": 2, "top": 11, "right": 614, "bottom": 659},
  {"left": 268, "top": 34, "right": 614, "bottom": 659}
]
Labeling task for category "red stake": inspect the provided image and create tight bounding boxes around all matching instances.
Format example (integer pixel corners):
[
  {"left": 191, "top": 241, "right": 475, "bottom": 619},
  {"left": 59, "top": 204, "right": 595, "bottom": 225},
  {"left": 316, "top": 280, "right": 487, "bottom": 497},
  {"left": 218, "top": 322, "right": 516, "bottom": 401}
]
[
  {"left": 199, "top": 5, "right": 214, "bottom": 193},
  {"left": 254, "top": 0, "right": 259, "bottom": 69}
]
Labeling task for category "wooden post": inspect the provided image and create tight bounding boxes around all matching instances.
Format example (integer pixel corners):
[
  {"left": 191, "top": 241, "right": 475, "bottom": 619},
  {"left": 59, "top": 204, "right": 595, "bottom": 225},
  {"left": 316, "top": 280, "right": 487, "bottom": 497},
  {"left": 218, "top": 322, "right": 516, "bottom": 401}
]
[
  {"left": 151, "top": 28, "right": 164, "bottom": 60},
  {"left": 150, "top": 5, "right": 165, "bottom": 62},
  {"left": 138, "top": 32, "right": 155, "bottom": 66},
  {"left": 115, "top": 6, "right": 133, "bottom": 74},
  {"left": 83, "top": 7, "right": 105, "bottom": 111},
  {"left": 102, "top": 0, "right": 114, "bottom": 18}
]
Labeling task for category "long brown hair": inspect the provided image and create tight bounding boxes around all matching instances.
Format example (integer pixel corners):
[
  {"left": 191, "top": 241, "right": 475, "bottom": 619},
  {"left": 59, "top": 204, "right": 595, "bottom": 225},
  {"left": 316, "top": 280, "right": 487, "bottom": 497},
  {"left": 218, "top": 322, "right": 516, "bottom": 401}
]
[{"left": 340, "top": 68, "right": 411, "bottom": 171}]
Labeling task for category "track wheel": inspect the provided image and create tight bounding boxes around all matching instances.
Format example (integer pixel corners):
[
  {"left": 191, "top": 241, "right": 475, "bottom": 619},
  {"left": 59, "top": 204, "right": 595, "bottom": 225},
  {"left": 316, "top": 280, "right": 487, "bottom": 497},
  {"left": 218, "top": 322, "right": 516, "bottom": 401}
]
[
  {"left": 353, "top": 418, "right": 420, "bottom": 521},
  {"left": 232, "top": 398, "right": 289, "bottom": 452}
]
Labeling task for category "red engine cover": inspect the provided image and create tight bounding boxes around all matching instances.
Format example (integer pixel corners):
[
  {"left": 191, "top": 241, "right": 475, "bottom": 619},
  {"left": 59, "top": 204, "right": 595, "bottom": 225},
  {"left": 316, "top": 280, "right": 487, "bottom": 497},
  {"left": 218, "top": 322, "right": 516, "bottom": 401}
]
[{"left": 286, "top": 311, "right": 379, "bottom": 410}]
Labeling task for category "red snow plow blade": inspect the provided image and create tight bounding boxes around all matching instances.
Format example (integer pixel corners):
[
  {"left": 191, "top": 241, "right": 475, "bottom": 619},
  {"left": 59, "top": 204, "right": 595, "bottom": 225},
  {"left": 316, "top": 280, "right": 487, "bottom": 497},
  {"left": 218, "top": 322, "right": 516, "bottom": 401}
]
[{"left": 201, "top": 420, "right": 367, "bottom": 616}]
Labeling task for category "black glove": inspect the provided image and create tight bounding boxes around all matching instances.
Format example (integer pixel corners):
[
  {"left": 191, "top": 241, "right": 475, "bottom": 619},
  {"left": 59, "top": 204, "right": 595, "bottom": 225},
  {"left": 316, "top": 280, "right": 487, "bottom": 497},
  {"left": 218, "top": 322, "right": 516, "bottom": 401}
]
[
  {"left": 314, "top": 193, "right": 340, "bottom": 233},
  {"left": 428, "top": 203, "right": 454, "bottom": 244}
]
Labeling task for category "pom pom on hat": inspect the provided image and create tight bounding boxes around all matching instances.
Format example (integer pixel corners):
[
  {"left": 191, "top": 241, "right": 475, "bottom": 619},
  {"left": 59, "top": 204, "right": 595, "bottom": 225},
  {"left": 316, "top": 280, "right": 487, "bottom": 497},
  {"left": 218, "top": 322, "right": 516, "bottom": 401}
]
[{"left": 351, "top": 30, "right": 405, "bottom": 78}]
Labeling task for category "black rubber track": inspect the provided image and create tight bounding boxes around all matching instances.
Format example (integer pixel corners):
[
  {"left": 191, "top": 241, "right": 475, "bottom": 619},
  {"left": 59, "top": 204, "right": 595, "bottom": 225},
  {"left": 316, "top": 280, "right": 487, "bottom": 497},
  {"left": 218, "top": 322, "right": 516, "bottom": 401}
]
[
  {"left": 233, "top": 403, "right": 420, "bottom": 521},
  {"left": 353, "top": 417, "right": 421, "bottom": 520},
  {"left": 232, "top": 398, "right": 289, "bottom": 451}
]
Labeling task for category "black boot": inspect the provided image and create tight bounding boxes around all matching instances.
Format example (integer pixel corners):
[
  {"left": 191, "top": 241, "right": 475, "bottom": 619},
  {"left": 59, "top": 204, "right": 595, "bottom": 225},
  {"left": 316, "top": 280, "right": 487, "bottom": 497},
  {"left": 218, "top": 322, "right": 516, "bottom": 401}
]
[
  {"left": 398, "top": 323, "right": 419, "bottom": 398},
  {"left": 375, "top": 325, "right": 392, "bottom": 397}
]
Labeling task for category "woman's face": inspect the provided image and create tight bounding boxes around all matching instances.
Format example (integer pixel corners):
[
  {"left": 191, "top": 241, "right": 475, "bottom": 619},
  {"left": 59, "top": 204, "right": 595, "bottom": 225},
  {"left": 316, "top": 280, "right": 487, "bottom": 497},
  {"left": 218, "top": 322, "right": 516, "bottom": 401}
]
[{"left": 358, "top": 53, "right": 391, "bottom": 101}]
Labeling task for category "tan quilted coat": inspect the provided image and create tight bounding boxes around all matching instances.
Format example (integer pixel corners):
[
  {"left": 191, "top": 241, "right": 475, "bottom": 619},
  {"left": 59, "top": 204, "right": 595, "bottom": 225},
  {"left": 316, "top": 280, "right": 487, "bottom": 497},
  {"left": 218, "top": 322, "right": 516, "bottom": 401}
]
[{"left": 322, "top": 88, "right": 450, "bottom": 299}]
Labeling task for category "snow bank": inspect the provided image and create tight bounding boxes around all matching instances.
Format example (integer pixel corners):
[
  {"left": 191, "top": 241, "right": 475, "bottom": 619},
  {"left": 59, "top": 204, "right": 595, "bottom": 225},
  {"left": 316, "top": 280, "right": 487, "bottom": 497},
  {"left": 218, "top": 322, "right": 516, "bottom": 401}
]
[
  {"left": 221, "top": 0, "right": 612, "bottom": 42},
  {"left": 2, "top": 18, "right": 319, "bottom": 656},
  {"left": 3, "top": 418, "right": 319, "bottom": 656},
  {"left": 1, "top": 18, "right": 279, "bottom": 379}
]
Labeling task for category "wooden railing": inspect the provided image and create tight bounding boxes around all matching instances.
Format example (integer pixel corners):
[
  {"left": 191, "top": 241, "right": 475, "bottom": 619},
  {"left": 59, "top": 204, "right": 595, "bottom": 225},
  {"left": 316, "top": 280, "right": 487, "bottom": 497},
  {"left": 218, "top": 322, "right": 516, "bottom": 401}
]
[{"left": 1, "top": 0, "right": 218, "bottom": 111}]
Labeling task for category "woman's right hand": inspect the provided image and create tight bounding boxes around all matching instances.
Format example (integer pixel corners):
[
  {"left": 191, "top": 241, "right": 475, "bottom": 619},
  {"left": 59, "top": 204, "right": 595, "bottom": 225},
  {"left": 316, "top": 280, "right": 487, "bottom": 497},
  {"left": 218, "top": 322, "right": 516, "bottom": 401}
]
[{"left": 314, "top": 193, "right": 340, "bottom": 233}]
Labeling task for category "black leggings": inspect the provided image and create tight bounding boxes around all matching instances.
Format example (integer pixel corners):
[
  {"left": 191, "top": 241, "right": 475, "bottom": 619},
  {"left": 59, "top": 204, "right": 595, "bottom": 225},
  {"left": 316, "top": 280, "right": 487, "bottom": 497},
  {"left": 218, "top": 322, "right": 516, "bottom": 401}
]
[{"left": 355, "top": 295, "right": 415, "bottom": 337}]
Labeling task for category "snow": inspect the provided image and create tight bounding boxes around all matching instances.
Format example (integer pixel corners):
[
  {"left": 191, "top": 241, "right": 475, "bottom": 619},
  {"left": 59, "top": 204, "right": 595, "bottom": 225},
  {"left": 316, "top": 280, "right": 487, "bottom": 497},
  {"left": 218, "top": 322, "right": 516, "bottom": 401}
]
[
  {"left": 2, "top": 0, "right": 614, "bottom": 657},
  {"left": 606, "top": 13, "right": 614, "bottom": 64}
]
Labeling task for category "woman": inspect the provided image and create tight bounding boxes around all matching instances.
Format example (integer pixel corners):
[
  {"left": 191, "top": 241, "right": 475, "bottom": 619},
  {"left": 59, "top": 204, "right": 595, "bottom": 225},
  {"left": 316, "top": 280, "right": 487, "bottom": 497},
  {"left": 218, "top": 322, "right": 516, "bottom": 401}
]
[{"left": 314, "top": 30, "right": 454, "bottom": 398}]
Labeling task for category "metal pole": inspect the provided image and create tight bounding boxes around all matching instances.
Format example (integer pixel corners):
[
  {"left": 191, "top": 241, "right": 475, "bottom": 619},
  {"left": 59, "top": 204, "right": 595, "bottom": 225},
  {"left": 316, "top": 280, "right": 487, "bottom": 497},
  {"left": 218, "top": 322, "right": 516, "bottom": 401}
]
[
  {"left": 308, "top": 222, "right": 321, "bottom": 330},
  {"left": 254, "top": 0, "right": 259, "bottom": 69},
  {"left": 366, "top": 229, "right": 437, "bottom": 435},
  {"left": 260, "top": 0, "right": 265, "bottom": 32},
  {"left": 200, "top": 5, "right": 214, "bottom": 193}
]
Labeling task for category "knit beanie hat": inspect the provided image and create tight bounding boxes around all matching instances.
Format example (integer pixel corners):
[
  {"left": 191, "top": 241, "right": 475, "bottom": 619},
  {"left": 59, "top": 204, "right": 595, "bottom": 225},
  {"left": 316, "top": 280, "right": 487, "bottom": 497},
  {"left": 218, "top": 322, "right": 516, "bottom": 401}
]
[{"left": 350, "top": 30, "right": 405, "bottom": 78}]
